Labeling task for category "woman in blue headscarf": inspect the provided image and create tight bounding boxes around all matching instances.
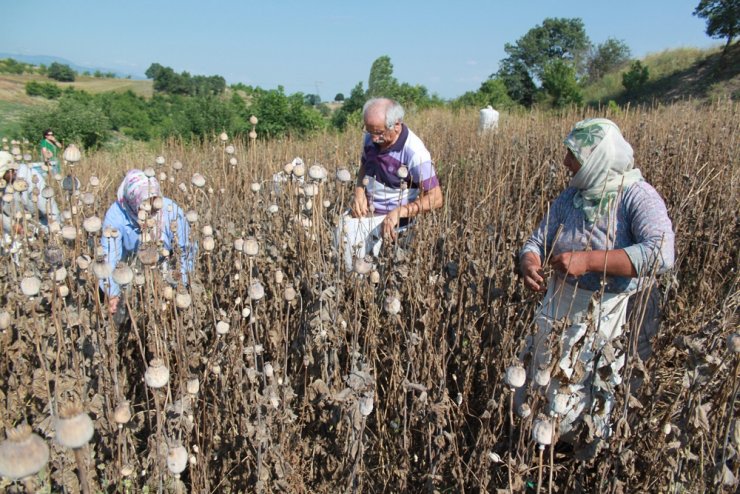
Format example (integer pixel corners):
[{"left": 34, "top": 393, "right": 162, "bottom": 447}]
[{"left": 519, "top": 118, "right": 675, "bottom": 448}]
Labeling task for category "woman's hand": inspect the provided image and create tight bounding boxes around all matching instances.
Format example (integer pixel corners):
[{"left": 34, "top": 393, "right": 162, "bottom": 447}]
[
  {"left": 351, "top": 187, "right": 368, "bottom": 218},
  {"left": 550, "top": 251, "right": 590, "bottom": 277},
  {"left": 521, "top": 252, "right": 546, "bottom": 292}
]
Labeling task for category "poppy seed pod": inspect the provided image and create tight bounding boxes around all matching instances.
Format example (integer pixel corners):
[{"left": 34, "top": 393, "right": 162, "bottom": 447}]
[
  {"left": 81, "top": 192, "right": 95, "bottom": 205},
  {"left": 225, "top": 145, "right": 235, "bottom": 155},
  {"left": 728, "top": 333, "right": 740, "bottom": 354},
  {"left": 89, "top": 176, "right": 100, "bottom": 187},
  {"left": 249, "top": 130, "right": 257, "bottom": 139},
  {"left": 244, "top": 238, "right": 259, "bottom": 256},
  {"left": 283, "top": 286, "right": 296, "bottom": 302},
  {"left": 396, "top": 166, "right": 409, "bottom": 179},
  {"left": 143, "top": 167, "right": 155, "bottom": 178},
  {"left": 186, "top": 210, "right": 198, "bottom": 223},
  {"left": 551, "top": 393, "right": 570, "bottom": 416},
  {"left": 55, "top": 403, "right": 95, "bottom": 449},
  {"left": 250, "top": 182, "right": 261, "bottom": 192},
  {"left": 264, "top": 362, "right": 274, "bottom": 379},
  {"left": 532, "top": 418, "right": 553, "bottom": 447},
  {"left": 61, "top": 224, "right": 78, "bottom": 241},
  {"left": 505, "top": 366, "right": 526, "bottom": 388},
  {"left": 76, "top": 255, "right": 92, "bottom": 270},
  {"left": 284, "top": 162, "right": 295, "bottom": 174},
  {"left": 267, "top": 204, "right": 279, "bottom": 214},
  {"left": 274, "top": 269, "right": 284, "bottom": 284},
  {"left": 249, "top": 115, "right": 258, "bottom": 125},
  {"left": 229, "top": 157, "right": 238, "bottom": 166},
  {"left": 112, "top": 264, "right": 134, "bottom": 286},
  {"left": 13, "top": 179, "right": 28, "bottom": 192},
  {"left": 53, "top": 267, "right": 67, "bottom": 282},
  {"left": 249, "top": 281, "right": 265, "bottom": 301},
  {"left": 384, "top": 296, "right": 401, "bottom": 315},
  {"left": 216, "top": 320, "right": 230, "bottom": 335},
  {"left": 219, "top": 132, "right": 228, "bottom": 142},
  {"left": 292, "top": 163, "right": 305, "bottom": 177},
  {"left": 82, "top": 216, "right": 102, "bottom": 234},
  {"left": 370, "top": 270, "right": 380, "bottom": 284},
  {"left": 172, "top": 160, "right": 183, "bottom": 171},
  {"left": 144, "top": 359, "right": 170, "bottom": 388},
  {"left": 202, "top": 236, "right": 215, "bottom": 252},
  {"left": 138, "top": 246, "right": 159, "bottom": 266},
  {"left": 191, "top": 174, "right": 206, "bottom": 188},
  {"left": 336, "top": 168, "right": 352, "bottom": 183},
  {"left": 308, "top": 165, "right": 327, "bottom": 181},
  {"left": 187, "top": 377, "right": 200, "bottom": 395},
  {"left": 517, "top": 403, "right": 531, "bottom": 419},
  {"left": 0, "top": 423, "right": 50, "bottom": 481},
  {"left": 0, "top": 311, "right": 10, "bottom": 330},
  {"left": 155, "top": 156, "right": 165, "bottom": 166},
  {"left": 167, "top": 444, "right": 188, "bottom": 475},
  {"left": 92, "top": 261, "right": 112, "bottom": 280},
  {"left": 233, "top": 238, "right": 244, "bottom": 252},
  {"left": 353, "top": 257, "right": 372, "bottom": 275},
  {"left": 534, "top": 368, "right": 551, "bottom": 387},
  {"left": 175, "top": 292, "right": 192, "bottom": 309},
  {"left": 62, "top": 144, "right": 81, "bottom": 163},
  {"left": 20, "top": 276, "right": 41, "bottom": 297},
  {"left": 113, "top": 401, "right": 132, "bottom": 425}
]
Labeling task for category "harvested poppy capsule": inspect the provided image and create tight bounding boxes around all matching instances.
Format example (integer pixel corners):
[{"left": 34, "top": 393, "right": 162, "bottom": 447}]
[
  {"left": 62, "top": 144, "right": 81, "bottom": 164},
  {"left": 83, "top": 216, "right": 102, "bottom": 233},
  {"left": 20, "top": 276, "right": 41, "bottom": 297},
  {"left": 0, "top": 423, "right": 49, "bottom": 481},
  {"left": 55, "top": 403, "right": 94, "bottom": 449},
  {"left": 532, "top": 417, "right": 553, "bottom": 447},
  {"left": 144, "top": 359, "right": 170, "bottom": 389},
  {"left": 113, "top": 401, "right": 132, "bottom": 426},
  {"left": 167, "top": 444, "right": 188, "bottom": 475},
  {"left": 505, "top": 365, "right": 526, "bottom": 388},
  {"left": 336, "top": 168, "right": 352, "bottom": 183}
]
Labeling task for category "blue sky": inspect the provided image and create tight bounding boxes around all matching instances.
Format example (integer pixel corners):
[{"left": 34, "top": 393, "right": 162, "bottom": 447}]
[{"left": 0, "top": 0, "right": 718, "bottom": 100}]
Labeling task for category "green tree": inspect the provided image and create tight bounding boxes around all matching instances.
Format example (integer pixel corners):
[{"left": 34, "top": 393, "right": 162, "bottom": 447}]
[
  {"left": 21, "top": 92, "right": 110, "bottom": 148},
  {"left": 622, "top": 60, "right": 649, "bottom": 93},
  {"left": 541, "top": 60, "right": 582, "bottom": 107},
  {"left": 47, "top": 62, "right": 76, "bottom": 82},
  {"left": 25, "top": 81, "right": 62, "bottom": 99},
  {"left": 367, "top": 55, "right": 398, "bottom": 97},
  {"left": 453, "top": 78, "right": 515, "bottom": 109},
  {"left": 331, "top": 82, "right": 365, "bottom": 129},
  {"left": 586, "top": 38, "right": 631, "bottom": 82},
  {"left": 334, "top": 93, "right": 345, "bottom": 102},
  {"left": 498, "top": 17, "right": 589, "bottom": 106},
  {"left": 693, "top": 0, "right": 740, "bottom": 50}
]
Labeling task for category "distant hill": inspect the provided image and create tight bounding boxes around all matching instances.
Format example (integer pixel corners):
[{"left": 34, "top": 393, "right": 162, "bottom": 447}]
[{"left": 0, "top": 52, "right": 146, "bottom": 80}]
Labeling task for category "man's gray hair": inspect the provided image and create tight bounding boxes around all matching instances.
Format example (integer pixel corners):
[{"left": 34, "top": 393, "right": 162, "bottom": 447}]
[{"left": 363, "top": 98, "right": 405, "bottom": 129}]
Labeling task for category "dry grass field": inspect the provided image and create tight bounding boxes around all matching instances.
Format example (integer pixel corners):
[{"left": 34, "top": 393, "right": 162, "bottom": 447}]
[{"left": 0, "top": 101, "right": 738, "bottom": 493}]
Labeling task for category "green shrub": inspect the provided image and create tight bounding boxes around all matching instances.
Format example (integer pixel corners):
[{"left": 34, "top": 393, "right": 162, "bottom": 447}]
[
  {"left": 622, "top": 61, "right": 649, "bottom": 93},
  {"left": 25, "top": 81, "right": 62, "bottom": 99}
]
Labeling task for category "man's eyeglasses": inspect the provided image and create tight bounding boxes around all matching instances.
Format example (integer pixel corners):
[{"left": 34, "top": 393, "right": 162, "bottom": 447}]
[{"left": 363, "top": 127, "right": 387, "bottom": 137}]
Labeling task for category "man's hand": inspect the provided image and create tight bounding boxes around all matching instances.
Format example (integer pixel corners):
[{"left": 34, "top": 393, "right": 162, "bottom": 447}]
[
  {"left": 521, "top": 252, "right": 546, "bottom": 292},
  {"left": 550, "top": 251, "right": 590, "bottom": 277},
  {"left": 382, "top": 208, "right": 401, "bottom": 240},
  {"left": 351, "top": 187, "right": 369, "bottom": 218},
  {"left": 108, "top": 296, "right": 120, "bottom": 315}
]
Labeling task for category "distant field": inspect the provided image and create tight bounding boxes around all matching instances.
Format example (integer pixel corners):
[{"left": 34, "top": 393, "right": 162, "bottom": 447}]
[{"left": 0, "top": 73, "right": 153, "bottom": 102}]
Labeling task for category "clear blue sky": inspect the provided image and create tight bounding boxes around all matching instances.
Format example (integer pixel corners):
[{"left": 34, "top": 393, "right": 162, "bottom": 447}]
[{"left": 1, "top": 0, "right": 718, "bottom": 100}]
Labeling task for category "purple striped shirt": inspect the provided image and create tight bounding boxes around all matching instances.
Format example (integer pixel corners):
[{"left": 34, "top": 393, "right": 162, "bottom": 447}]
[{"left": 361, "top": 124, "right": 440, "bottom": 214}]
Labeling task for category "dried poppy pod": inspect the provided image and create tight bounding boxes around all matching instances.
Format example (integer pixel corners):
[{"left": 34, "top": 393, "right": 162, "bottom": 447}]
[
  {"left": 244, "top": 237, "right": 259, "bottom": 256},
  {"left": 13, "top": 178, "right": 28, "bottom": 192},
  {"left": 0, "top": 311, "right": 10, "bottom": 330},
  {"left": 369, "top": 270, "right": 380, "bottom": 284},
  {"left": 138, "top": 246, "right": 159, "bottom": 266},
  {"left": 308, "top": 165, "right": 327, "bottom": 181},
  {"left": 267, "top": 204, "right": 279, "bottom": 214},
  {"left": 155, "top": 156, "right": 166, "bottom": 166},
  {"left": 216, "top": 320, "right": 230, "bottom": 335},
  {"left": 532, "top": 417, "right": 553, "bottom": 447},
  {"left": 202, "top": 236, "right": 215, "bottom": 252},
  {"left": 143, "top": 167, "right": 155, "bottom": 178},
  {"left": 134, "top": 273, "right": 145, "bottom": 286},
  {"left": 58, "top": 285, "right": 69, "bottom": 297},
  {"left": 113, "top": 401, "right": 132, "bottom": 426},
  {"left": 81, "top": 192, "right": 95, "bottom": 206},
  {"left": 112, "top": 264, "right": 134, "bottom": 286},
  {"left": 201, "top": 225, "right": 213, "bottom": 236},
  {"left": 53, "top": 267, "right": 68, "bottom": 282},
  {"left": 145, "top": 358, "right": 170, "bottom": 389},
  {"left": 152, "top": 197, "right": 164, "bottom": 210},
  {"left": 0, "top": 423, "right": 50, "bottom": 481},
  {"left": 76, "top": 255, "right": 92, "bottom": 270},
  {"left": 505, "top": 365, "right": 526, "bottom": 388},
  {"left": 283, "top": 162, "right": 295, "bottom": 174},
  {"left": 336, "top": 168, "right": 352, "bottom": 183},
  {"left": 384, "top": 296, "right": 401, "bottom": 315},
  {"left": 92, "top": 260, "right": 112, "bottom": 280},
  {"left": 292, "top": 163, "right": 305, "bottom": 177},
  {"left": 20, "top": 276, "right": 41, "bottom": 297},
  {"left": 61, "top": 224, "right": 78, "bottom": 241},
  {"left": 55, "top": 403, "right": 95, "bottom": 449},
  {"left": 248, "top": 130, "right": 257, "bottom": 139},
  {"left": 534, "top": 368, "right": 551, "bottom": 387},
  {"left": 225, "top": 144, "right": 235, "bottom": 155},
  {"left": 83, "top": 216, "right": 102, "bottom": 233},
  {"left": 229, "top": 157, "right": 238, "bottom": 166},
  {"left": 396, "top": 166, "right": 409, "bottom": 179},
  {"left": 283, "top": 286, "right": 296, "bottom": 302},
  {"left": 551, "top": 393, "right": 570, "bottom": 416},
  {"left": 44, "top": 246, "right": 63, "bottom": 266},
  {"left": 175, "top": 292, "right": 192, "bottom": 309},
  {"left": 273, "top": 269, "right": 284, "bottom": 284},
  {"left": 517, "top": 403, "right": 531, "bottom": 419},
  {"left": 353, "top": 257, "right": 372, "bottom": 275},
  {"left": 186, "top": 377, "right": 200, "bottom": 395},
  {"left": 89, "top": 176, "right": 100, "bottom": 187},
  {"left": 264, "top": 362, "right": 274, "bottom": 379},
  {"left": 167, "top": 443, "right": 188, "bottom": 476},
  {"left": 191, "top": 174, "right": 206, "bottom": 188},
  {"left": 219, "top": 132, "right": 228, "bottom": 142},
  {"left": 250, "top": 182, "right": 261, "bottom": 192},
  {"left": 249, "top": 281, "right": 265, "bottom": 301},
  {"left": 249, "top": 115, "right": 258, "bottom": 126},
  {"left": 62, "top": 144, "right": 82, "bottom": 164}
]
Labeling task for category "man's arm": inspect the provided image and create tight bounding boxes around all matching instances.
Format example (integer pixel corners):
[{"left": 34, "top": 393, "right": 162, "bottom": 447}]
[
  {"left": 351, "top": 162, "right": 369, "bottom": 218},
  {"left": 382, "top": 185, "right": 443, "bottom": 239}
]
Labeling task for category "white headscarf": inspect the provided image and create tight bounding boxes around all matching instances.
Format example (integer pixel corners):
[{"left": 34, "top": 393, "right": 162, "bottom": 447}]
[
  {"left": 564, "top": 118, "right": 643, "bottom": 222},
  {"left": 0, "top": 151, "right": 18, "bottom": 180}
]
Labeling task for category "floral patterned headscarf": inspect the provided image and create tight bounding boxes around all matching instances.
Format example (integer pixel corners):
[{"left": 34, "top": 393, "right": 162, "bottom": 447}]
[
  {"left": 117, "top": 169, "right": 162, "bottom": 221},
  {"left": 564, "top": 118, "right": 643, "bottom": 222},
  {"left": 0, "top": 151, "right": 18, "bottom": 181}
]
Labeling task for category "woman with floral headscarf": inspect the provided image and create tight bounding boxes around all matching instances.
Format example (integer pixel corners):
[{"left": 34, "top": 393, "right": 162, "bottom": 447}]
[
  {"left": 100, "top": 169, "right": 195, "bottom": 315},
  {"left": 518, "top": 118, "right": 674, "bottom": 450}
]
